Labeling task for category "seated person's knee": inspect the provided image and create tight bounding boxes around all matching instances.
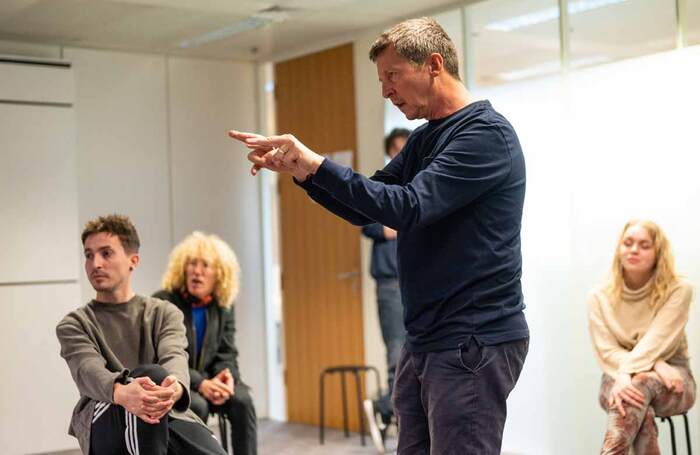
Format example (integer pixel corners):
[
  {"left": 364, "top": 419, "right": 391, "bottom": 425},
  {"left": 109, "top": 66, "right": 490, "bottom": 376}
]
[
  {"left": 226, "top": 387, "right": 255, "bottom": 417},
  {"left": 190, "top": 392, "right": 210, "bottom": 421},
  {"left": 632, "top": 371, "right": 661, "bottom": 388},
  {"left": 130, "top": 364, "right": 169, "bottom": 385}
]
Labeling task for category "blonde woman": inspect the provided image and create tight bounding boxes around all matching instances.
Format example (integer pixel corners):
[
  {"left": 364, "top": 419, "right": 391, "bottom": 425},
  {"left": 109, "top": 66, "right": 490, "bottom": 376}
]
[
  {"left": 154, "top": 232, "right": 257, "bottom": 455},
  {"left": 589, "top": 220, "right": 695, "bottom": 454}
]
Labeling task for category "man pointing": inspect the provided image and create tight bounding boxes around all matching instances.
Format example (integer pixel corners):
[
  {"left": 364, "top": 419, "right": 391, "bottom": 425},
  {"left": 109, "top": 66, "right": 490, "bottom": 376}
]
[{"left": 230, "top": 17, "right": 529, "bottom": 455}]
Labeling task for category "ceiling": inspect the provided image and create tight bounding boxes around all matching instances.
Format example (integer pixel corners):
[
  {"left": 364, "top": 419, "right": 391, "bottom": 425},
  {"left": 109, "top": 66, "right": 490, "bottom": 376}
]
[
  {"left": 1, "top": 0, "right": 697, "bottom": 83},
  {"left": 0, "top": 0, "right": 479, "bottom": 61}
]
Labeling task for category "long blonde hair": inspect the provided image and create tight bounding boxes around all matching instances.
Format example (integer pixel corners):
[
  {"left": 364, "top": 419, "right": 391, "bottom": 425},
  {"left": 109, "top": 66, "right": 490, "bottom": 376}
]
[
  {"left": 161, "top": 231, "right": 240, "bottom": 309},
  {"left": 606, "top": 220, "right": 677, "bottom": 308}
]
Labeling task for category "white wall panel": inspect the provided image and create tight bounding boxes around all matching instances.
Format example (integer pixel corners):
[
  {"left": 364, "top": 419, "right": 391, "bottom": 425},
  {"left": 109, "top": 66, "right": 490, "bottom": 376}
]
[
  {"left": 0, "top": 40, "right": 62, "bottom": 60},
  {"left": 0, "top": 60, "right": 73, "bottom": 104},
  {"left": 0, "top": 102, "right": 79, "bottom": 283},
  {"left": 0, "top": 283, "right": 81, "bottom": 455}
]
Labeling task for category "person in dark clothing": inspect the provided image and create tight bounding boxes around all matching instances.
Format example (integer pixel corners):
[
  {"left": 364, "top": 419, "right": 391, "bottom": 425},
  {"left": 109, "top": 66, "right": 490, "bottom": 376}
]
[
  {"left": 361, "top": 128, "right": 410, "bottom": 452},
  {"left": 154, "top": 231, "right": 257, "bottom": 455},
  {"left": 57, "top": 214, "right": 227, "bottom": 455},
  {"left": 230, "top": 17, "right": 529, "bottom": 455}
]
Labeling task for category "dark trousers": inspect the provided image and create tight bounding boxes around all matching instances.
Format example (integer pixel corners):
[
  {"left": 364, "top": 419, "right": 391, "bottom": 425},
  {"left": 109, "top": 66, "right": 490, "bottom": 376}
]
[
  {"left": 190, "top": 382, "right": 258, "bottom": 455},
  {"left": 374, "top": 278, "right": 406, "bottom": 422},
  {"left": 90, "top": 364, "right": 227, "bottom": 455},
  {"left": 393, "top": 337, "right": 529, "bottom": 455}
]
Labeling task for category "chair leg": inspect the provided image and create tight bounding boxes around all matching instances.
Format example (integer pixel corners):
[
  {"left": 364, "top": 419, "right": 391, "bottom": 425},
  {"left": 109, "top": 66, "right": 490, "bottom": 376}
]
[
  {"left": 683, "top": 413, "right": 692, "bottom": 455},
  {"left": 353, "top": 369, "right": 366, "bottom": 446},
  {"left": 219, "top": 412, "right": 229, "bottom": 453},
  {"left": 662, "top": 417, "right": 678, "bottom": 455},
  {"left": 341, "top": 372, "right": 349, "bottom": 438},
  {"left": 319, "top": 372, "right": 326, "bottom": 445}
]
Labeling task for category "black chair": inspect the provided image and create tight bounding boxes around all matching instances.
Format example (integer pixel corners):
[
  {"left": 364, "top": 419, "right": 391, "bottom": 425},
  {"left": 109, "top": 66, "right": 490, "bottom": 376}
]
[
  {"left": 216, "top": 410, "right": 232, "bottom": 454},
  {"left": 658, "top": 413, "right": 692, "bottom": 455},
  {"left": 318, "top": 365, "right": 381, "bottom": 446}
]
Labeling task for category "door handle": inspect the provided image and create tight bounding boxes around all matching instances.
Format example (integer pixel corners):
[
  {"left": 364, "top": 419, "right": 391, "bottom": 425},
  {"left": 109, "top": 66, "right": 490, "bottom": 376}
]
[{"left": 336, "top": 271, "right": 360, "bottom": 280}]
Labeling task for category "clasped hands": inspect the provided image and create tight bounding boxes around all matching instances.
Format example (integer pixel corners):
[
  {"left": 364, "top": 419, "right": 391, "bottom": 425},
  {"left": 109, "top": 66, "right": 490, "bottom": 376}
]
[
  {"left": 113, "top": 375, "right": 182, "bottom": 424},
  {"left": 228, "top": 130, "right": 325, "bottom": 181},
  {"left": 198, "top": 368, "right": 235, "bottom": 406}
]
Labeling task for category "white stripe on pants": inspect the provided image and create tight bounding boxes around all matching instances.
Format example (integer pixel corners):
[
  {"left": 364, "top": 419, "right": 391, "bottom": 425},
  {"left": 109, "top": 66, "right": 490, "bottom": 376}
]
[
  {"left": 124, "top": 408, "right": 140, "bottom": 455},
  {"left": 92, "top": 401, "right": 111, "bottom": 424}
]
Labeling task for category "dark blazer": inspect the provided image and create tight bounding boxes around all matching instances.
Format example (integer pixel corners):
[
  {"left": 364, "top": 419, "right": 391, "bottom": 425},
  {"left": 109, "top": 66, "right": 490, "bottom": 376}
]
[{"left": 153, "top": 290, "right": 240, "bottom": 391}]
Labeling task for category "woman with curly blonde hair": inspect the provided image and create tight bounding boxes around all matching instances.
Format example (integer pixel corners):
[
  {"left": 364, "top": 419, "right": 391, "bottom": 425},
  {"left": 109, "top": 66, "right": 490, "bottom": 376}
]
[
  {"left": 588, "top": 220, "right": 695, "bottom": 454},
  {"left": 154, "top": 231, "right": 257, "bottom": 455}
]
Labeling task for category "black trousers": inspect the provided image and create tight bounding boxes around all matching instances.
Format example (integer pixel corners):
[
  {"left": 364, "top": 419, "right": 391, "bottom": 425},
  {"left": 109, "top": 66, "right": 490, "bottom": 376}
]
[
  {"left": 90, "top": 364, "right": 227, "bottom": 455},
  {"left": 393, "top": 337, "right": 529, "bottom": 455},
  {"left": 190, "top": 382, "right": 258, "bottom": 455}
]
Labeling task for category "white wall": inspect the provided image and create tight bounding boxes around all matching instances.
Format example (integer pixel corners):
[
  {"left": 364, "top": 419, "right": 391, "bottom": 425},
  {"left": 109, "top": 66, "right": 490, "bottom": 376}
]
[
  {"left": 0, "top": 59, "right": 81, "bottom": 455},
  {"left": 0, "top": 284, "right": 83, "bottom": 454},
  {"left": 477, "top": 44, "right": 700, "bottom": 454},
  {"left": 1, "top": 44, "right": 267, "bottom": 454}
]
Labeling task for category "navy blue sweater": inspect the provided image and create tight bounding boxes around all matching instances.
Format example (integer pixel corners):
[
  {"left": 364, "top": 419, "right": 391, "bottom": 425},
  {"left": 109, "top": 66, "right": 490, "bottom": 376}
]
[
  {"left": 361, "top": 223, "right": 398, "bottom": 279},
  {"left": 298, "top": 100, "right": 528, "bottom": 352}
]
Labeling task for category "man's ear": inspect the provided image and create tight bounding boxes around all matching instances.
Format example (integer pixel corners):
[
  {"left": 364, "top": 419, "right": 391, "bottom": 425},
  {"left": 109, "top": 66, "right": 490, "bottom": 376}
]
[
  {"left": 129, "top": 254, "right": 140, "bottom": 271},
  {"left": 428, "top": 53, "right": 444, "bottom": 77}
]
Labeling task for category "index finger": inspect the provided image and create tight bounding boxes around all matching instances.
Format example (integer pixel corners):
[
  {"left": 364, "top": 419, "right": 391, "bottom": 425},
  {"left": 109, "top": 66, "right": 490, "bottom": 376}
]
[
  {"left": 228, "top": 130, "right": 266, "bottom": 141},
  {"left": 626, "top": 385, "right": 645, "bottom": 401},
  {"left": 142, "top": 395, "right": 162, "bottom": 404},
  {"left": 210, "top": 380, "right": 231, "bottom": 394},
  {"left": 243, "top": 134, "right": 291, "bottom": 149},
  {"left": 134, "top": 376, "right": 157, "bottom": 387},
  {"left": 674, "top": 380, "right": 684, "bottom": 393},
  {"left": 616, "top": 398, "right": 626, "bottom": 417}
]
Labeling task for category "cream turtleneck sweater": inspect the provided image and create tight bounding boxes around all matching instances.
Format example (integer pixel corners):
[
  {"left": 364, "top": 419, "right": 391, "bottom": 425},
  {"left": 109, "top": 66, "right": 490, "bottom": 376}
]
[{"left": 588, "top": 278, "right": 694, "bottom": 377}]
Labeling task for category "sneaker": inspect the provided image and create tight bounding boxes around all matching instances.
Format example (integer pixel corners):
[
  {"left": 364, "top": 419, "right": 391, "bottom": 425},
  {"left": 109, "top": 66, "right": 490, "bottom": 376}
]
[{"left": 363, "top": 399, "right": 386, "bottom": 453}]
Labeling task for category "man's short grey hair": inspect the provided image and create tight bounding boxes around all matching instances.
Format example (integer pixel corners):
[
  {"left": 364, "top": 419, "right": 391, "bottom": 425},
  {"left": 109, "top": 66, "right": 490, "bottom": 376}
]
[{"left": 369, "top": 17, "right": 461, "bottom": 80}]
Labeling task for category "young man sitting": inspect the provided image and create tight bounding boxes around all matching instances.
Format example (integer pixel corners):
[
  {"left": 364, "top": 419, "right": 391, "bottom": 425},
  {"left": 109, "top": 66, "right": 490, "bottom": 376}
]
[{"left": 56, "top": 214, "right": 227, "bottom": 455}]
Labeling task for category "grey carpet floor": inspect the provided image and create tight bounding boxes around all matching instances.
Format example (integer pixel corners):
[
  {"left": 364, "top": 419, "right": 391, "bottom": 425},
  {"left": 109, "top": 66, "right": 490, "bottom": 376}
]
[{"left": 42, "top": 418, "right": 396, "bottom": 455}]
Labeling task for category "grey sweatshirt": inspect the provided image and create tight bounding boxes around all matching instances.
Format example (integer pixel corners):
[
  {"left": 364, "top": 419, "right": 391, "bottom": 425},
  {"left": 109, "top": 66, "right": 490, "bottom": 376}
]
[{"left": 56, "top": 294, "right": 204, "bottom": 454}]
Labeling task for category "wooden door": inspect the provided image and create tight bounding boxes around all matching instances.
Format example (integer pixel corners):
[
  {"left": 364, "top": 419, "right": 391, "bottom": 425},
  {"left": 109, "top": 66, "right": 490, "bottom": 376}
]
[{"left": 275, "top": 43, "right": 365, "bottom": 430}]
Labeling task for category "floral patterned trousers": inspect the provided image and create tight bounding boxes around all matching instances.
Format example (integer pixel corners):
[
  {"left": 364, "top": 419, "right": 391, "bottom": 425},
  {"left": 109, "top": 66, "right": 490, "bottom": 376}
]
[{"left": 598, "top": 367, "right": 696, "bottom": 454}]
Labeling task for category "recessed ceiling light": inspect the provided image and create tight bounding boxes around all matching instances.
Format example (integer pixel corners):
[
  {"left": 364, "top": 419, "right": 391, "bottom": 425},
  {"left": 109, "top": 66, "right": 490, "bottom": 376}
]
[
  {"left": 179, "top": 5, "right": 296, "bottom": 49},
  {"left": 179, "top": 17, "right": 271, "bottom": 48}
]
